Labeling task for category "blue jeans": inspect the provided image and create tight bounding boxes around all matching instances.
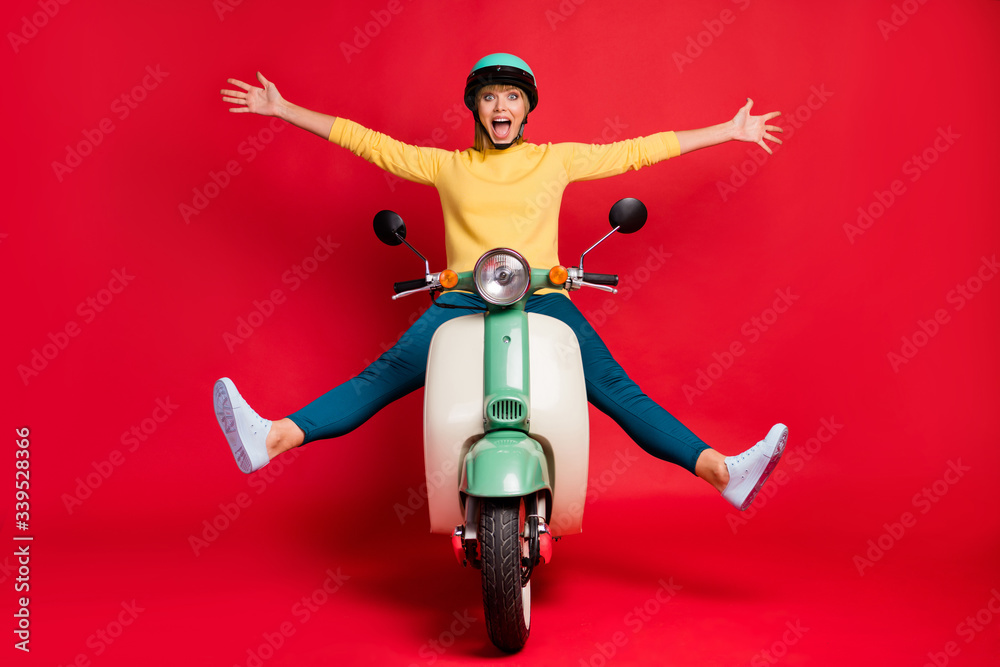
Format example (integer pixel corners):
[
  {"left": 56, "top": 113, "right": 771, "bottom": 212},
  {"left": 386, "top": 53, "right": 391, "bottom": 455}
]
[{"left": 287, "top": 292, "right": 708, "bottom": 473}]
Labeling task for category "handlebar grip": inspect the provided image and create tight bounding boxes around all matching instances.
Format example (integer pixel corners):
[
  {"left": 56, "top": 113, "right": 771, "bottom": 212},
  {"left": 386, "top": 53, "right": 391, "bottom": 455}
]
[
  {"left": 393, "top": 278, "right": 427, "bottom": 294},
  {"left": 582, "top": 273, "right": 619, "bottom": 287}
]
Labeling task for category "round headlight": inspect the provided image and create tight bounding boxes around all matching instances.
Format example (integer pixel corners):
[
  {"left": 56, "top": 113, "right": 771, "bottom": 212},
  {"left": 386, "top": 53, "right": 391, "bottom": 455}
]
[{"left": 474, "top": 249, "right": 530, "bottom": 305}]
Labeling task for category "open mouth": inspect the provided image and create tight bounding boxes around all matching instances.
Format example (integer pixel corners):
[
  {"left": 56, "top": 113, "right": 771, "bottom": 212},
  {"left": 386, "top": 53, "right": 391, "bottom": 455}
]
[{"left": 491, "top": 118, "right": 512, "bottom": 140}]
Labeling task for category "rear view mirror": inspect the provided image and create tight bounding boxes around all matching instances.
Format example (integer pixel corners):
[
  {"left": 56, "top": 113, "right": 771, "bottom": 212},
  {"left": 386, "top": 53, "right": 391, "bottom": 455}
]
[
  {"left": 373, "top": 210, "right": 406, "bottom": 246},
  {"left": 609, "top": 198, "right": 647, "bottom": 234}
]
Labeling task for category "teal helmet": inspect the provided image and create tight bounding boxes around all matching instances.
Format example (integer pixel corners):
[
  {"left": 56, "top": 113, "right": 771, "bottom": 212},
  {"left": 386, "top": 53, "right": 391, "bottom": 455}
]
[{"left": 463, "top": 53, "right": 538, "bottom": 112}]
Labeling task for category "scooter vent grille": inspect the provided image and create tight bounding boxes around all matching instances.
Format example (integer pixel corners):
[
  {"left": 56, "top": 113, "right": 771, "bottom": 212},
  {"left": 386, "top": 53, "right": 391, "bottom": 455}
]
[{"left": 489, "top": 398, "right": 525, "bottom": 423}]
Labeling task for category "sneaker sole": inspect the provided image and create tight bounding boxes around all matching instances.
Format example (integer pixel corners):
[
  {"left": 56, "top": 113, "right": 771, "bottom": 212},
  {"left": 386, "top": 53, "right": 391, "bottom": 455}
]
[
  {"left": 737, "top": 426, "right": 787, "bottom": 511},
  {"left": 214, "top": 379, "right": 252, "bottom": 473}
]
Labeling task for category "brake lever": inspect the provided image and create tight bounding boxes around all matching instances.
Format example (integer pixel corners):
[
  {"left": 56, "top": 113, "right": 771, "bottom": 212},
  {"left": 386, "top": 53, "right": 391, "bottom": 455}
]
[
  {"left": 391, "top": 286, "right": 432, "bottom": 300},
  {"left": 392, "top": 273, "right": 448, "bottom": 300},
  {"left": 579, "top": 282, "right": 618, "bottom": 294},
  {"left": 566, "top": 267, "right": 618, "bottom": 294}
]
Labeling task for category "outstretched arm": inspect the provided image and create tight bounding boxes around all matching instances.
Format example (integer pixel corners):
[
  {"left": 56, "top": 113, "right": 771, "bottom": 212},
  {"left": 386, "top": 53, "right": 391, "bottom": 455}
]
[
  {"left": 221, "top": 72, "right": 336, "bottom": 139},
  {"left": 675, "top": 98, "right": 783, "bottom": 155}
]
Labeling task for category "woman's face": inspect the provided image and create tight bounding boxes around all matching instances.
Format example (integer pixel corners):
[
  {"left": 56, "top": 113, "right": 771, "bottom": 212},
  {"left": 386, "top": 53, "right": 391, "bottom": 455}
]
[{"left": 477, "top": 86, "right": 527, "bottom": 145}]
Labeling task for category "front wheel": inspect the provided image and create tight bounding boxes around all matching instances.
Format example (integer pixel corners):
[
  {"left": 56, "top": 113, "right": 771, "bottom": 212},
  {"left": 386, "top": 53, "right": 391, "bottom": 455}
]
[{"left": 480, "top": 497, "right": 531, "bottom": 652}]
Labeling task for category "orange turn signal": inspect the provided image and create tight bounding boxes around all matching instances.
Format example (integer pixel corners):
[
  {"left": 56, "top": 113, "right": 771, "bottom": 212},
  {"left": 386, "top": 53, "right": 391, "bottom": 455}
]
[
  {"left": 439, "top": 269, "right": 458, "bottom": 289},
  {"left": 549, "top": 265, "right": 568, "bottom": 285}
]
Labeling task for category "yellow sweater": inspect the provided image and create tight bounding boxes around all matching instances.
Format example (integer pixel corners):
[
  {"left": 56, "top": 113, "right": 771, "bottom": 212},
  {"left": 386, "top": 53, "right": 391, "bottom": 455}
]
[{"left": 329, "top": 117, "right": 681, "bottom": 274}]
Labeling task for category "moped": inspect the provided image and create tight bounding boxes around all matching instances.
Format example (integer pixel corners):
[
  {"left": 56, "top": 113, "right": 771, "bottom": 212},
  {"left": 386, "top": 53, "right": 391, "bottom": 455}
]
[{"left": 374, "top": 198, "right": 648, "bottom": 652}]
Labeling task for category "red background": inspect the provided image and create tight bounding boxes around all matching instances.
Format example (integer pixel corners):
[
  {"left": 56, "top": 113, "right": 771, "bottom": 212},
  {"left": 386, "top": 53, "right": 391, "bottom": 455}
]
[{"left": 5, "top": 1, "right": 1000, "bottom": 665}]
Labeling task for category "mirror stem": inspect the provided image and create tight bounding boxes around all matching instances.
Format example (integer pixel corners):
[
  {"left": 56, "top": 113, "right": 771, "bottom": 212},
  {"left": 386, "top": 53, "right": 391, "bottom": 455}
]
[
  {"left": 578, "top": 226, "right": 620, "bottom": 272},
  {"left": 396, "top": 232, "right": 431, "bottom": 276}
]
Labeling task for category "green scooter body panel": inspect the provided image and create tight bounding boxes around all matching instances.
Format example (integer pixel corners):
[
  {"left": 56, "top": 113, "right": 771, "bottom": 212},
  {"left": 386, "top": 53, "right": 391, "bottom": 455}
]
[
  {"left": 461, "top": 431, "right": 550, "bottom": 498},
  {"left": 483, "top": 308, "right": 530, "bottom": 433}
]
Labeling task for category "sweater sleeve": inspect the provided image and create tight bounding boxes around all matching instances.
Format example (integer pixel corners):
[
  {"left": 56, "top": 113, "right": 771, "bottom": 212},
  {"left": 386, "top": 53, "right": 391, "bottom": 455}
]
[
  {"left": 559, "top": 131, "right": 682, "bottom": 182},
  {"left": 327, "top": 117, "right": 448, "bottom": 186}
]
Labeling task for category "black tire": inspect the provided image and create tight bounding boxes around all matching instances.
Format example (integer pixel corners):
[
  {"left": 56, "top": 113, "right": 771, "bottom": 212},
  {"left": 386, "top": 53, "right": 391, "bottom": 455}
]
[{"left": 480, "top": 497, "right": 531, "bottom": 652}]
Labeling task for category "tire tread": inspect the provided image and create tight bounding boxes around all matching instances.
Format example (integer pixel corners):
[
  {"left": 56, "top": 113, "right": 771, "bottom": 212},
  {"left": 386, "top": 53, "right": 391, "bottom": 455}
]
[{"left": 480, "top": 498, "right": 530, "bottom": 652}]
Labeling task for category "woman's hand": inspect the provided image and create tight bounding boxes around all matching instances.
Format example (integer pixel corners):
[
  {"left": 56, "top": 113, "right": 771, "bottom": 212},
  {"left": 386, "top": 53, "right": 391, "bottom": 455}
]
[
  {"left": 221, "top": 72, "right": 284, "bottom": 116},
  {"left": 731, "top": 98, "right": 783, "bottom": 154},
  {"left": 675, "top": 98, "right": 783, "bottom": 156},
  {"left": 219, "top": 72, "right": 336, "bottom": 139}
]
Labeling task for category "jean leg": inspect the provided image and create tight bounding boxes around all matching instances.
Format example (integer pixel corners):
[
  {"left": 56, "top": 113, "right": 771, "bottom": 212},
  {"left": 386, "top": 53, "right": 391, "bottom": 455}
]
[
  {"left": 287, "top": 292, "right": 483, "bottom": 443},
  {"left": 526, "top": 294, "right": 708, "bottom": 473}
]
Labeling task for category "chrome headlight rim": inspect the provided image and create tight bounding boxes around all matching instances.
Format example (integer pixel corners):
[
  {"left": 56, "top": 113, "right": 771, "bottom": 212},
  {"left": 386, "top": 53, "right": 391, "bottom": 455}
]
[{"left": 473, "top": 248, "right": 531, "bottom": 306}]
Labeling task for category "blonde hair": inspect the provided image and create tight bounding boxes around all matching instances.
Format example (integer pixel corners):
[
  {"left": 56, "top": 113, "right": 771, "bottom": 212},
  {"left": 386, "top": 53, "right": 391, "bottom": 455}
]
[{"left": 472, "top": 84, "right": 532, "bottom": 152}]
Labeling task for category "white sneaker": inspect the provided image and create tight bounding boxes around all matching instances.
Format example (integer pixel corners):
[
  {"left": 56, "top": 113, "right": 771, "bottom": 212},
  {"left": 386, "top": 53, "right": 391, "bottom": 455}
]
[
  {"left": 213, "top": 377, "right": 271, "bottom": 473},
  {"left": 722, "top": 423, "right": 788, "bottom": 511}
]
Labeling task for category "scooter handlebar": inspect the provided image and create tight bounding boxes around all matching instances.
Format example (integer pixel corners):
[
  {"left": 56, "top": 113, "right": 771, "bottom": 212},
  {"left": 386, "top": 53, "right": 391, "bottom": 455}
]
[
  {"left": 394, "top": 278, "right": 427, "bottom": 294},
  {"left": 581, "top": 272, "right": 619, "bottom": 287}
]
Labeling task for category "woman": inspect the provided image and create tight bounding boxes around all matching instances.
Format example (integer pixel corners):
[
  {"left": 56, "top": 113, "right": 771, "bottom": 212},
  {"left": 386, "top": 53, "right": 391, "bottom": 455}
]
[{"left": 215, "top": 53, "right": 786, "bottom": 511}]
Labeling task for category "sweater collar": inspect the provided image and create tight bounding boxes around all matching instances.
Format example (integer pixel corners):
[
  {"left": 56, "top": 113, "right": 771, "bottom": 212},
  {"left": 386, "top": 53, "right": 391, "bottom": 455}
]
[{"left": 479, "top": 139, "right": 529, "bottom": 157}]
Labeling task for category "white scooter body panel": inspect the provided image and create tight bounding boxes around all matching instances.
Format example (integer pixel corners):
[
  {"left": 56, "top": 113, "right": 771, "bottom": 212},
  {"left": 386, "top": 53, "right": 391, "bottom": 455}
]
[{"left": 424, "top": 311, "right": 589, "bottom": 536}]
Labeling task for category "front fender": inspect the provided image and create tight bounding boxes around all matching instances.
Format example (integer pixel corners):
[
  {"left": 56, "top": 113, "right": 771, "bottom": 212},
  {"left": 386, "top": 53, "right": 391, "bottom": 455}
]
[{"left": 461, "top": 432, "right": 550, "bottom": 498}]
